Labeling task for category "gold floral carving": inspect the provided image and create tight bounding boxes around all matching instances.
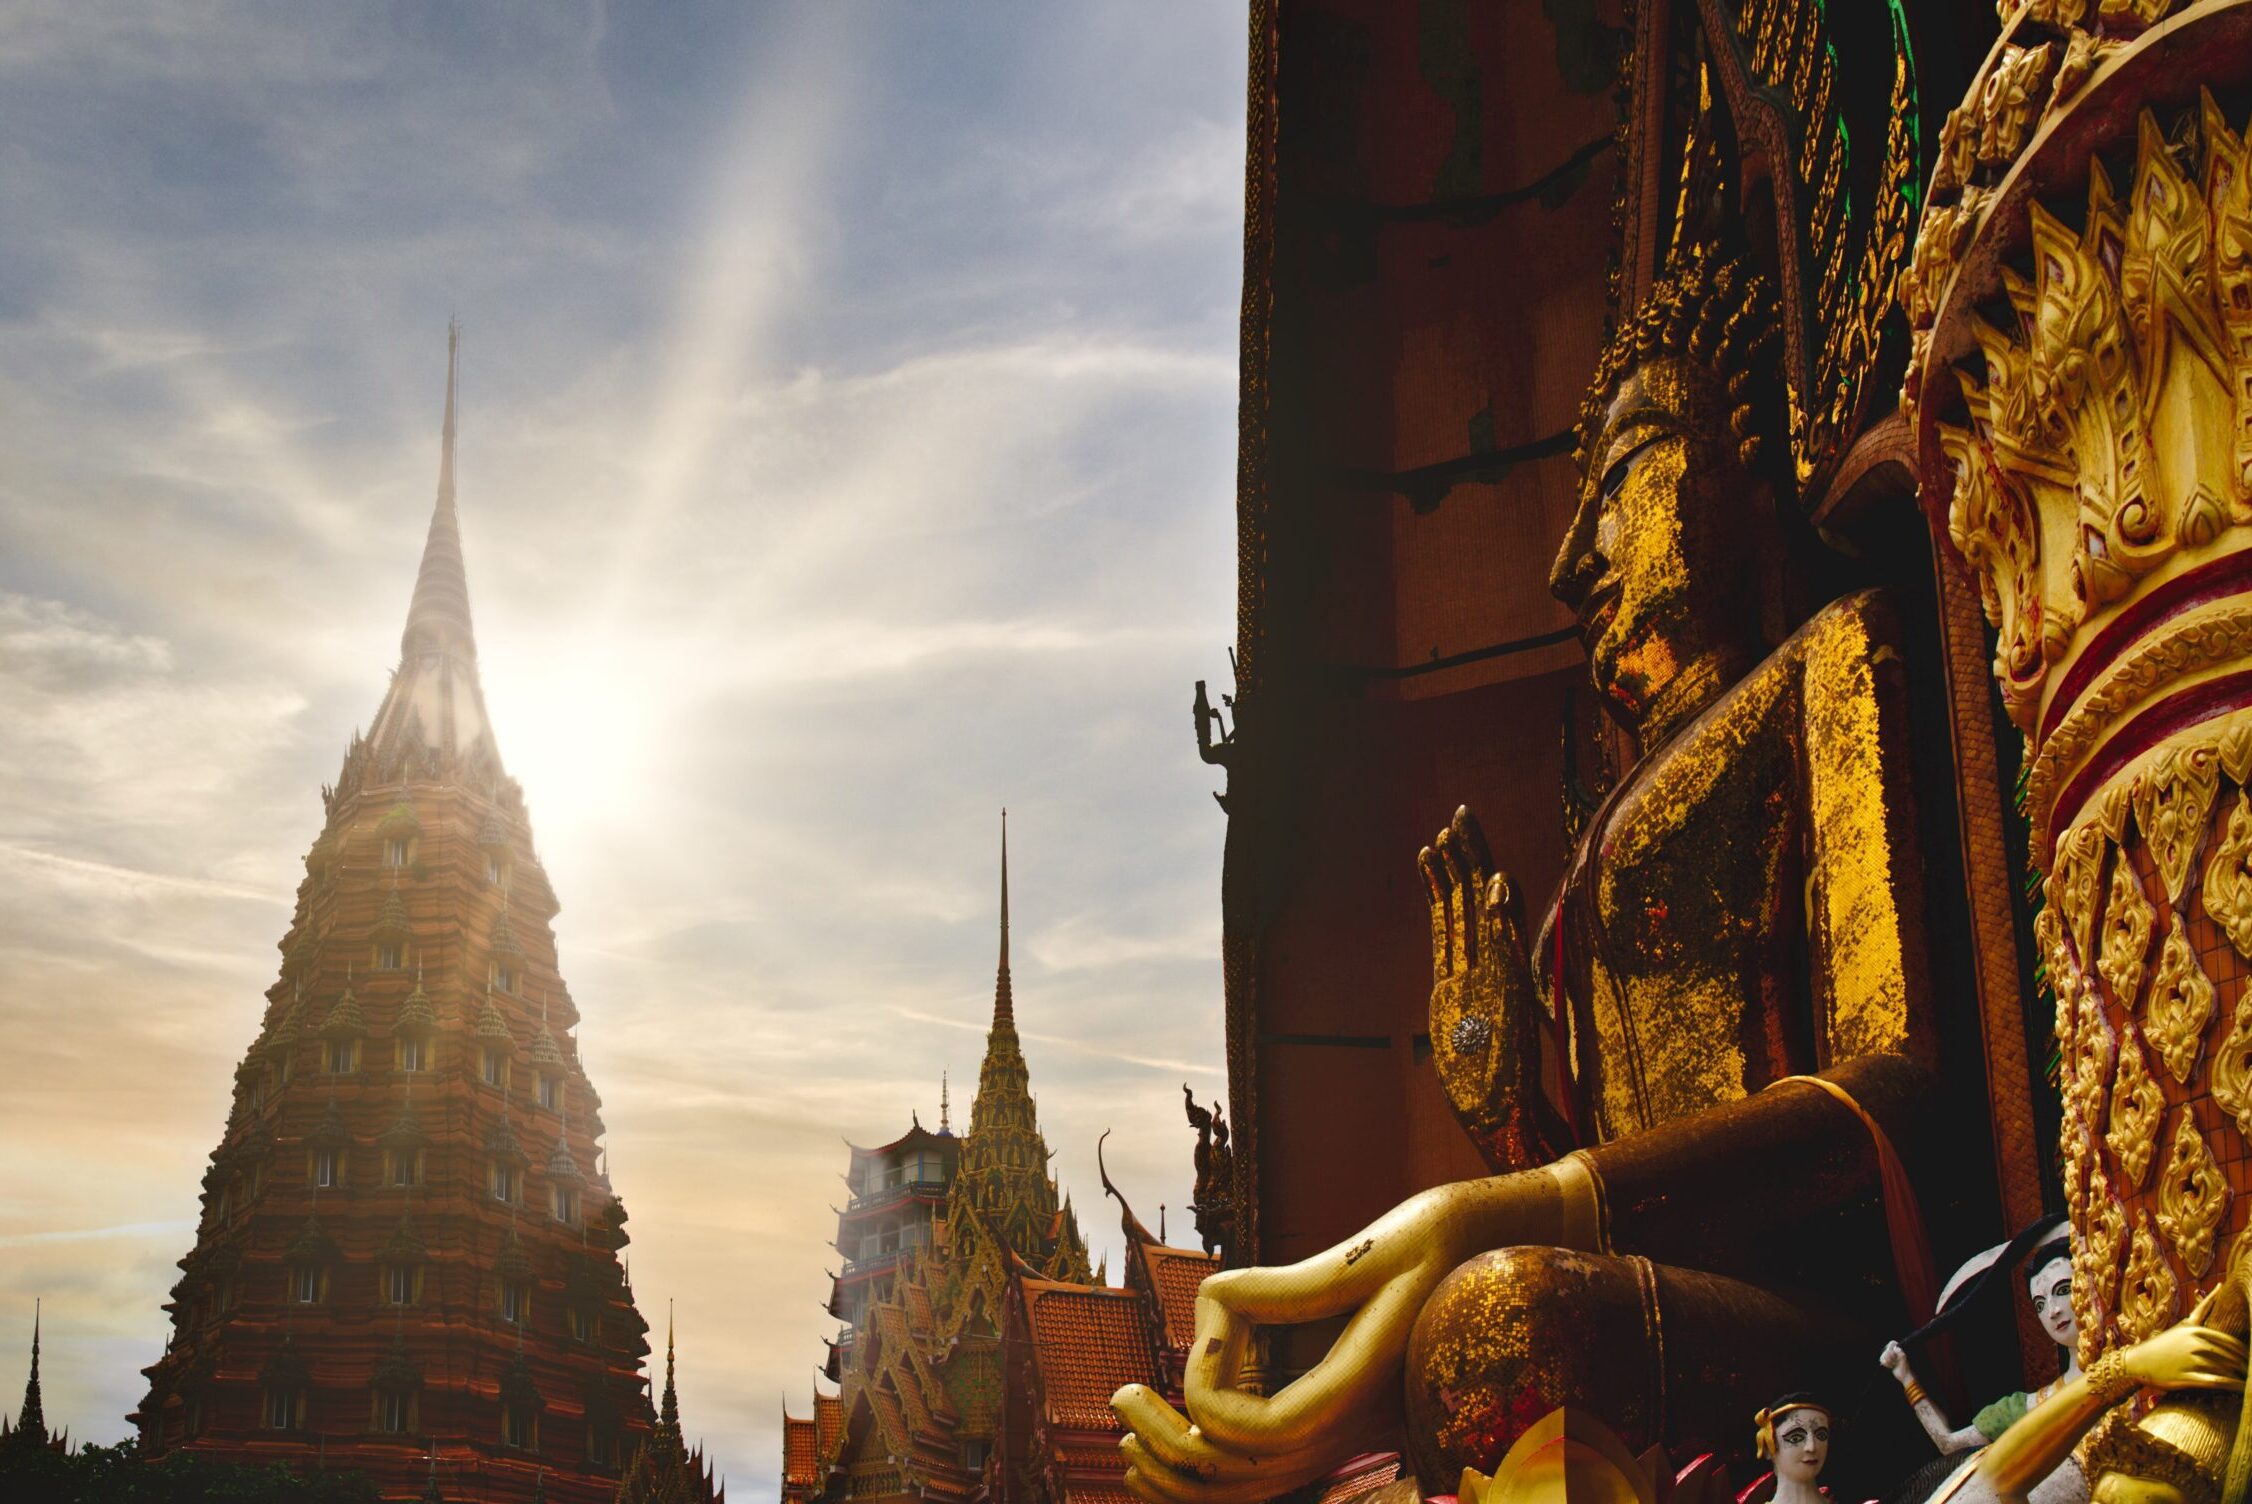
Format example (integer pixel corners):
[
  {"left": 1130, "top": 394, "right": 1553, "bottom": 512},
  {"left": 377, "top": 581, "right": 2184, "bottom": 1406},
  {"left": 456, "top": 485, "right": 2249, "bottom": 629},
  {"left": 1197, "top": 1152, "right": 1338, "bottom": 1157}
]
[
  {"left": 2051, "top": 820, "right": 2108, "bottom": 963},
  {"left": 2107, "top": 1023, "right": 2166, "bottom": 1189},
  {"left": 2023, "top": 0, "right": 2088, "bottom": 27},
  {"left": 2118, "top": 1211, "right": 2181, "bottom": 1344},
  {"left": 1984, "top": 44, "right": 2056, "bottom": 170},
  {"left": 2099, "top": 857, "right": 2157, "bottom": 1007},
  {"left": 2099, "top": 0, "right": 2175, "bottom": 24},
  {"left": 2145, "top": 917, "right": 2217, "bottom": 1084},
  {"left": 2156, "top": 1109, "right": 2230, "bottom": 1278},
  {"left": 2077, "top": 987, "right": 2117, "bottom": 1133},
  {"left": 2214, "top": 998, "right": 2252, "bottom": 1140},
  {"left": 1940, "top": 423, "right": 2049, "bottom": 729},
  {"left": 2132, "top": 746, "right": 2220, "bottom": 907},
  {"left": 2080, "top": 1154, "right": 2126, "bottom": 1333},
  {"left": 2206, "top": 789, "right": 2252, "bottom": 961}
]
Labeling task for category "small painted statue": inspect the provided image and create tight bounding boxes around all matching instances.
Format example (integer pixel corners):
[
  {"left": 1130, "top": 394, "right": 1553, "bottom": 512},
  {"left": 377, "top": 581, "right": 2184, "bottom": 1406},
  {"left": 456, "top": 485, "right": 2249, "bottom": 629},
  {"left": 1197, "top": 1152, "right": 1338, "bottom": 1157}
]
[
  {"left": 1748, "top": 1397, "right": 1835, "bottom": 1504},
  {"left": 1881, "top": 1232, "right": 2079, "bottom": 1451}
]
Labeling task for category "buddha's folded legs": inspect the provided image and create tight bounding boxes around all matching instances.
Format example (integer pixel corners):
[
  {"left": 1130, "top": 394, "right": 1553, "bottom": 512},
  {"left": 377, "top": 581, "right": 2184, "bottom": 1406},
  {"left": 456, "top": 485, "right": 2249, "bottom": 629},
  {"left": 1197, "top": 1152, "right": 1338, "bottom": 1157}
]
[{"left": 1404, "top": 1245, "right": 1862, "bottom": 1489}]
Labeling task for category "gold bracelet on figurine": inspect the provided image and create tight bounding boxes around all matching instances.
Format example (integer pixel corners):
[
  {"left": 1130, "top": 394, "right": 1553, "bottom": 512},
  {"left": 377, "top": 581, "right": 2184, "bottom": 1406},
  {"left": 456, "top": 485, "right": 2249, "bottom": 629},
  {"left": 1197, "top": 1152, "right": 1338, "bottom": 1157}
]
[
  {"left": 2084, "top": 1350, "right": 2137, "bottom": 1407},
  {"left": 1903, "top": 1379, "right": 1929, "bottom": 1408}
]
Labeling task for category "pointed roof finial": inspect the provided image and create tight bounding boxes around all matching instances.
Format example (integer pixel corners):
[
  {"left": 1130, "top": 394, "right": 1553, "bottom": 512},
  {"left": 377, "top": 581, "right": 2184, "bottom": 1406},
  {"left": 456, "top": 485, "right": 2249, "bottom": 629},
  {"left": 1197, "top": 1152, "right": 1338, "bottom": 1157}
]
[
  {"left": 661, "top": 1300, "right": 680, "bottom": 1435},
  {"left": 993, "top": 810, "right": 1012, "bottom": 1029},
  {"left": 400, "top": 321, "right": 477, "bottom": 665},
  {"left": 10, "top": 1299, "right": 46, "bottom": 1447},
  {"left": 939, "top": 1070, "right": 951, "bottom": 1135}
]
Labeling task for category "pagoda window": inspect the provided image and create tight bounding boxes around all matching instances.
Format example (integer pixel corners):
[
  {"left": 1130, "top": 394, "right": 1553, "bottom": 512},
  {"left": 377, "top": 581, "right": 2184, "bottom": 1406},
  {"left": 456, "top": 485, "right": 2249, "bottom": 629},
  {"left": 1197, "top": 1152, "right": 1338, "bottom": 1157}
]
[
  {"left": 262, "top": 1386, "right": 301, "bottom": 1430},
  {"left": 215, "top": 1185, "right": 232, "bottom": 1223},
  {"left": 383, "top": 1264, "right": 422, "bottom": 1306},
  {"left": 962, "top": 1439, "right": 990, "bottom": 1472},
  {"left": 551, "top": 1184, "right": 579, "bottom": 1224},
  {"left": 398, "top": 1035, "right": 427, "bottom": 1073},
  {"left": 489, "top": 1161, "right": 518, "bottom": 1203},
  {"left": 586, "top": 1421, "right": 615, "bottom": 1466},
  {"left": 386, "top": 1147, "right": 424, "bottom": 1187},
  {"left": 290, "top": 1264, "right": 325, "bottom": 1304},
  {"left": 537, "top": 1073, "right": 559, "bottom": 1111},
  {"left": 486, "top": 853, "right": 505, "bottom": 885},
  {"left": 326, "top": 1038, "right": 357, "bottom": 1074},
  {"left": 501, "top": 1401, "right": 537, "bottom": 1450},
  {"left": 373, "top": 1388, "right": 416, "bottom": 1434},
  {"left": 311, "top": 1147, "right": 342, "bottom": 1189},
  {"left": 569, "top": 1306, "right": 598, "bottom": 1343},
  {"left": 494, "top": 962, "right": 518, "bottom": 995},
  {"left": 375, "top": 940, "right": 405, "bottom": 971},
  {"left": 384, "top": 836, "right": 414, "bottom": 868},
  {"left": 500, "top": 1279, "right": 530, "bottom": 1325},
  {"left": 482, "top": 1048, "right": 509, "bottom": 1088}
]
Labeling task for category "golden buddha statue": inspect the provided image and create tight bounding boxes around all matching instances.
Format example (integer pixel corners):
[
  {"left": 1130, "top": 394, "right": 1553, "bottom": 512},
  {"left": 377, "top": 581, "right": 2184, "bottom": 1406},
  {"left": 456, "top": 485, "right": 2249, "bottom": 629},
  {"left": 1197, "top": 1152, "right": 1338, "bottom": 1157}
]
[{"left": 1114, "top": 244, "right": 1944, "bottom": 1501}]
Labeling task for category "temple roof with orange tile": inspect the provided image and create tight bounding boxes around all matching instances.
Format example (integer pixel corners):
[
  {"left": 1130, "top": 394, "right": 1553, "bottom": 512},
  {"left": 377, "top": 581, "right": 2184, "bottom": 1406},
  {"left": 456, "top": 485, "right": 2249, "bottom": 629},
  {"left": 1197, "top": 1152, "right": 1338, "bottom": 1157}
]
[
  {"left": 1137, "top": 1242, "right": 1217, "bottom": 1354},
  {"left": 1019, "top": 1279, "right": 1157, "bottom": 1432},
  {"left": 781, "top": 1416, "right": 817, "bottom": 1486}
]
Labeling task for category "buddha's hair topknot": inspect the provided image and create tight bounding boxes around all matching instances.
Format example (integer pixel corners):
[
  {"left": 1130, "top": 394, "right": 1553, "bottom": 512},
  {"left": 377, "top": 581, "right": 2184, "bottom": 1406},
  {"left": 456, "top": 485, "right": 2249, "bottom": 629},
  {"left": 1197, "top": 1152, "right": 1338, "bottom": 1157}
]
[{"left": 1577, "top": 245, "right": 1781, "bottom": 477}]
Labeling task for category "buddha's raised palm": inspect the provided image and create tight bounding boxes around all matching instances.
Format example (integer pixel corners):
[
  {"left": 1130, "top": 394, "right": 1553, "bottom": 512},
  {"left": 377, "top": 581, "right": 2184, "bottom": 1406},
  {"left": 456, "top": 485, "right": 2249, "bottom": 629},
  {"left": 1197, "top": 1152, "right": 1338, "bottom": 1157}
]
[{"left": 1112, "top": 807, "right": 1580, "bottom": 1504}]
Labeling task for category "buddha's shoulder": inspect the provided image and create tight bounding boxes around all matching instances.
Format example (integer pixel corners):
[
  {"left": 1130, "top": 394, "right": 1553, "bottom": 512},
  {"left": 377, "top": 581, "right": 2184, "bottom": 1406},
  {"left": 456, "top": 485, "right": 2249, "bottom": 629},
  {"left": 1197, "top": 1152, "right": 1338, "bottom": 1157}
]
[{"left": 1776, "top": 588, "right": 1905, "bottom": 683}]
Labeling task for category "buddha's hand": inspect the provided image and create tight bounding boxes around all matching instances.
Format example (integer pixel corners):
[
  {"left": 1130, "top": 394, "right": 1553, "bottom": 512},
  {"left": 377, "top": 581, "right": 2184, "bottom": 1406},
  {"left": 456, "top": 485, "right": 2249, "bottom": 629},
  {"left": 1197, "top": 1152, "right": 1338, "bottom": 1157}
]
[
  {"left": 1879, "top": 1341, "right": 1912, "bottom": 1383},
  {"left": 1424, "top": 805, "right": 1560, "bottom": 1171},
  {"left": 2109, "top": 1311, "right": 2249, "bottom": 1396},
  {"left": 1114, "top": 1169, "right": 1565, "bottom": 1504}
]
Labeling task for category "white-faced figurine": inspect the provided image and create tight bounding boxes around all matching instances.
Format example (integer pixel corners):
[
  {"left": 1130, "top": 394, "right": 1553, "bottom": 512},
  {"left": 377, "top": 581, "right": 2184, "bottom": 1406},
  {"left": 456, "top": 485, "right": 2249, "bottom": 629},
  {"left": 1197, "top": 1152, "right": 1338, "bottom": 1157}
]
[
  {"left": 1880, "top": 1235, "right": 2081, "bottom": 1457},
  {"left": 1757, "top": 1396, "right": 1834, "bottom": 1504}
]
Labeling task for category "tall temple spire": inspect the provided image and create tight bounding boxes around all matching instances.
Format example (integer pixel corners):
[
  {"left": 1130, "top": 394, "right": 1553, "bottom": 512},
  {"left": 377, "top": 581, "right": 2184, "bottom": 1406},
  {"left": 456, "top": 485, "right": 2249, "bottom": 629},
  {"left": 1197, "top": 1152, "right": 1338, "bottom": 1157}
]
[
  {"left": 993, "top": 809, "right": 1012, "bottom": 1029},
  {"left": 8, "top": 1300, "right": 46, "bottom": 1448},
  {"left": 400, "top": 321, "right": 477, "bottom": 665},
  {"left": 661, "top": 1303, "right": 680, "bottom": 1435}
]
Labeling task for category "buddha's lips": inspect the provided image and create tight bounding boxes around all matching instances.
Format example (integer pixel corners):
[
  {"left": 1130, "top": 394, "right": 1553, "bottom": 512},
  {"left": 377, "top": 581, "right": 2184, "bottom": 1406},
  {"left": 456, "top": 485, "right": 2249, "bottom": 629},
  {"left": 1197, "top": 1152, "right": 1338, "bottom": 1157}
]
[{"left": 1578, "top": 579, "right": 1622, "bottom": 651}]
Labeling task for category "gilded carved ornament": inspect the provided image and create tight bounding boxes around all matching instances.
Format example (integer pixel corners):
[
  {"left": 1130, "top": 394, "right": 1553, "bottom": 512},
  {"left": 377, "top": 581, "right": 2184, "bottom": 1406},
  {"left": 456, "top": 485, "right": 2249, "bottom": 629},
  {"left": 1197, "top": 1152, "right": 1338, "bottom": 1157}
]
[
  {"left": 2145, "top": 916, "right": 2217, "bottom": 1084},
  {"left": 2208, "top": 993, "right": 2252, "bottom": 1138},
  {"left": 2118, "top": 1211, "right": 2182, "bottom": 1343},
  {"left": 2107, "top": 1020, "right": 2166, "bottom": 1189},
  {"left": 2099, "top": 857, "right": 2158, "bottom": 1008},
  {"left": 2205, "top": 789, "right": 2252, "bottom": 960},
  {"left": 2051, "top": 821, "right": 2109, "bottom": 963},
  {"left": 2082, "top": 1153, "right": 2127, "bottom": 1338},
  {"left": 2156, "top": 1108, "right": 2230, "bottom": 1278}
]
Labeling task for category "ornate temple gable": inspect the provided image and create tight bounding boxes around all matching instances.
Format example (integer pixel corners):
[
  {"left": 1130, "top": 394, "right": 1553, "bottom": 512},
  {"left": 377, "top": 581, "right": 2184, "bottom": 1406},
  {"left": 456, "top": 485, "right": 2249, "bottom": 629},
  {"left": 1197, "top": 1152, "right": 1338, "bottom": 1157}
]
[{"left": 132, "top": 330, "right": 667, "bottom": 1504}]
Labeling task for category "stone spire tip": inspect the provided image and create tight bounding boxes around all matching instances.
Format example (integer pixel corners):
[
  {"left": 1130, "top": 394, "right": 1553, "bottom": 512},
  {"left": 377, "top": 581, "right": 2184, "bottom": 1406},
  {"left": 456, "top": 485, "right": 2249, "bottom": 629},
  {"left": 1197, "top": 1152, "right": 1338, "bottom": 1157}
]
[{"left": 399, "top": 322, "right": 477, "bottom": 665}]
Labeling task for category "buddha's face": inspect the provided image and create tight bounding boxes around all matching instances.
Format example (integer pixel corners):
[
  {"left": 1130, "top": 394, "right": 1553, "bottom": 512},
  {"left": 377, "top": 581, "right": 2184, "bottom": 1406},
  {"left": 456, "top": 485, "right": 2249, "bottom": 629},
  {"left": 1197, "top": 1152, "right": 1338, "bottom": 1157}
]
[
  {"left": 1771, "top": 1407, "right": 1830, "bottom": 1486},
  {"left": 2028, "top": 1255, "right": 2076, "bottom": 1349},
  {"left": 1552, "top": 358, "right": 1767, "bottom": 729}
]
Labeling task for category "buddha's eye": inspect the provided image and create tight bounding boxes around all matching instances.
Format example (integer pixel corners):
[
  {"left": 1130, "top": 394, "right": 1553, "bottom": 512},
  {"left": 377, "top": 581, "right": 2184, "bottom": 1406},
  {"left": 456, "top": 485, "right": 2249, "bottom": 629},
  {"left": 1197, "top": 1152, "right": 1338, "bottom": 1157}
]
[
  {"left": 1781, "top": 1428, "right": 1806, "bottom": 1446},
  {"left": 1600, "top": 432, "right": 1663, "bottom": 500}
]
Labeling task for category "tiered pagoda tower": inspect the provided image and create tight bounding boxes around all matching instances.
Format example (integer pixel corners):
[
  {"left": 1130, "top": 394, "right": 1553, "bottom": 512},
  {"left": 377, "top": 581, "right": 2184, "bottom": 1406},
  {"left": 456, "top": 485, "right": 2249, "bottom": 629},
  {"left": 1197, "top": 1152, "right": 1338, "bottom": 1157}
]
[
  {"left": 796, "top": 822, "right": 1093, "bottom": 1504},
  {"left": 952, "top": 817, "right": 1089, "bottom": 1276},
  {"left": 131, "top": 329, "right": 668, "bottom": 1503}
]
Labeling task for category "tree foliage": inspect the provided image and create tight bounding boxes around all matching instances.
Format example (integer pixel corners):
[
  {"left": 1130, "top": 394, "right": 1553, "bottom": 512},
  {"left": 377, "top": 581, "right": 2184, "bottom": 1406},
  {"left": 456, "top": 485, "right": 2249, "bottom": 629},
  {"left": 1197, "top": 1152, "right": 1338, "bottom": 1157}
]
[{"left": 0, "top": 1438, "right": 383, "bottom": 1504}]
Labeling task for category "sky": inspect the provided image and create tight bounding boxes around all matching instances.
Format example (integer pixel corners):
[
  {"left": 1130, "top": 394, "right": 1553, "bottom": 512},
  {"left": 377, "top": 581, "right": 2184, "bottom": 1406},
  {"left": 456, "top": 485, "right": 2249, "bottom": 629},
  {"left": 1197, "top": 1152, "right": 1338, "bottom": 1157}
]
[{"left": 0, "top": 3, "right": 1245, "bottom": 1495}]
